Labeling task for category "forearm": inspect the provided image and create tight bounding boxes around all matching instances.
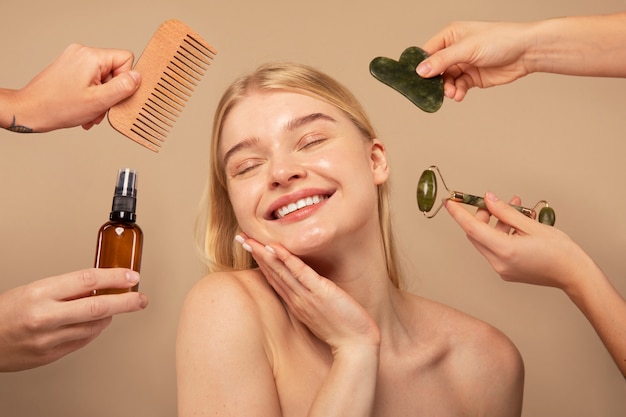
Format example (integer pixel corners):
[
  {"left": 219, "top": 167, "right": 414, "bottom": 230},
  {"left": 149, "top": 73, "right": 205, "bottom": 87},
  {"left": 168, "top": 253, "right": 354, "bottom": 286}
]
[
  {"left": 308, "top": 345, "right": 379, "bottom": 417},
  {"left": 564, "top": 259, "right": 626, "bottom": 377},
  {"left": 0, "top": 88, "right": 33, "bottom": 133},
  {"left": 526, "top": 12, "right": 626, "bottom": 77}
]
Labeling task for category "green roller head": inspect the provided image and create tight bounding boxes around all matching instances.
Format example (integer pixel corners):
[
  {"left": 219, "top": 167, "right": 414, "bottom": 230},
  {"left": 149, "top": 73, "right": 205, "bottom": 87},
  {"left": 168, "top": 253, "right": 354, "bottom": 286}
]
[
  {"left": 417, "top": 169, "right": 437, "bottom": 212},
  {"left": 538, "top": 206, "right": 556, "bottom": 226}
]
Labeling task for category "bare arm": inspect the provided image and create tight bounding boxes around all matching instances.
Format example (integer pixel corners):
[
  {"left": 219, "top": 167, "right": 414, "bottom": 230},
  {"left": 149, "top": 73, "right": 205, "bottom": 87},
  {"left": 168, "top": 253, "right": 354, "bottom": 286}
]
[
  {"left": 176, "top": 274, "right": 283, "bottom": 417},
  {"left": 0, "top": 268, "right": 148, "bottom": 372},
  {"left": 418, "top": 12, "right": 626, "bottom": 101},
  {"left": 525, "top": 13, "right": 626, "bottom": 77},
  {"left": 445, "top": 192, "right": 626, "bottom": 377},
  {"left": 0, "top": 43, "right": 140, "bottom": 133}
]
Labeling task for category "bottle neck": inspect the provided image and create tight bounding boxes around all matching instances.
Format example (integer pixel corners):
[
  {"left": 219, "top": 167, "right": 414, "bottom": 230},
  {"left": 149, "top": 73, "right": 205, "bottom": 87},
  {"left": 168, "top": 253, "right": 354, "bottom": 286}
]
[
  {"left": 109, "top": 210, "right": 136, "bottom": 223},
  {"left": 110, "top": 194, "right": 137, "bottom": 223}
]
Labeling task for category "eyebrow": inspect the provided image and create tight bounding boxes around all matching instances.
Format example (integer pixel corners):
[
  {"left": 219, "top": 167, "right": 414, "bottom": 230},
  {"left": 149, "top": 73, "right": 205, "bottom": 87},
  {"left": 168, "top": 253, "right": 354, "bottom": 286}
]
[
  {"left": 222, "top": 137, "right": 259, "bottom": 168},
  {"left": 222, "top": 112, "right": 338, "bottom": 166},
  {"left": 285, "top": 112, "right": 337, "bottom": 132}
]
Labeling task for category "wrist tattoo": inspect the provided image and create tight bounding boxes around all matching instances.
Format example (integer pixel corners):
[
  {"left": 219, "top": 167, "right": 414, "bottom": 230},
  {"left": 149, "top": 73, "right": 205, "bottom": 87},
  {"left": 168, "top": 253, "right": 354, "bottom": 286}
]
[{"left": 6, "top": 116, "right": 33, "bottom": 133}]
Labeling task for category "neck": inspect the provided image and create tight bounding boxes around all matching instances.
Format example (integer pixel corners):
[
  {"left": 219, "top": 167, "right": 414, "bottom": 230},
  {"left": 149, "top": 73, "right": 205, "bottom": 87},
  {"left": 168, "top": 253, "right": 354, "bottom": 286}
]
[{"left": 303, "top": 235, "right": 400, "bottom": 327}]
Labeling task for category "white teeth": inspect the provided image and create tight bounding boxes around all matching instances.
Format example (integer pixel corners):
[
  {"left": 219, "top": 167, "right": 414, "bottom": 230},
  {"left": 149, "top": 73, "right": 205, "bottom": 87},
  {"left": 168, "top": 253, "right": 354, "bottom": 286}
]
[{"left": 275, "top": 195, "right": 326, "bottom": 218}]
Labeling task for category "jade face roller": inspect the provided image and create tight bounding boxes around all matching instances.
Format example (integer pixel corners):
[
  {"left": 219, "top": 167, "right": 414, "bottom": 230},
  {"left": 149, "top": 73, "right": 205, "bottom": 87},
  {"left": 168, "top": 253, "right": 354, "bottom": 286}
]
[{"left": 416, "top": 165, "right": 556, "bottom": 226}]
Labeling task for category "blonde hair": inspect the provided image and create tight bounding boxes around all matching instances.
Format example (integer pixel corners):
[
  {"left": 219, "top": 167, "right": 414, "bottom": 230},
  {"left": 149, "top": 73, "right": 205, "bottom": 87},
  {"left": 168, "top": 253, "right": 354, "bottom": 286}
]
[{"left": 195, "top": 62, "right": 401, "bottom": 288}]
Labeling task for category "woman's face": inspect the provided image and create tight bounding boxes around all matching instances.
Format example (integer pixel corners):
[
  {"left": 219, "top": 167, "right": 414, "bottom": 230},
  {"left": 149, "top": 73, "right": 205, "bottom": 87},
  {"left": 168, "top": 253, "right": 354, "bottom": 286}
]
[{"left": 219, "top": 90, "right": 388, "bottom": 256}]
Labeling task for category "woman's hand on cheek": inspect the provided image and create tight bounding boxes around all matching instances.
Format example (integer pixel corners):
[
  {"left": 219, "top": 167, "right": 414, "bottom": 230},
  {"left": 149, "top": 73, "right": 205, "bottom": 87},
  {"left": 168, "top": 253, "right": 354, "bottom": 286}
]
[{"left": 235, "top": 235, "right": 381, "bottom": 352}]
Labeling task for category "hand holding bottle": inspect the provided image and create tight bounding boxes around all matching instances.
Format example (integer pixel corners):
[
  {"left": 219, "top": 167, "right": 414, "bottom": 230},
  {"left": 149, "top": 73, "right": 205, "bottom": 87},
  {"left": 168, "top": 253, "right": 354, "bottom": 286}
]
[{"left": 0, "top": 267, "right": 148, "bottom": 372}]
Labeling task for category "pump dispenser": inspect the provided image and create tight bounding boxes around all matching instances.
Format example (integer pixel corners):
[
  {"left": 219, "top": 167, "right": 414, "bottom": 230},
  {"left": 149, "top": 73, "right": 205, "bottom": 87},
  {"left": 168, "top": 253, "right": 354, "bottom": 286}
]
[{"left": 93, "top": 168, "right": 143, "bottom": 295}]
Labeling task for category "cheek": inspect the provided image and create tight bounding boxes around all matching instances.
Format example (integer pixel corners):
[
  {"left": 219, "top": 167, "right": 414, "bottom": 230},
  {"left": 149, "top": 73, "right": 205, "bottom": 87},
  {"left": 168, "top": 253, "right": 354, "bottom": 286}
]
[
  {"left": 314, "top": 156, "right": 334, "bottom": 170},
  {"left": 227, "top": 181, "right": 264, "bottom": 227},
  {"left": 311, "top": 154, "right": 349, "bottom": 179},
  {"left": 227, "top": 181, "right": 249, "bottom": 207},
  {"left": 316, "top": 150, "right": 375, "bottom": 184}
]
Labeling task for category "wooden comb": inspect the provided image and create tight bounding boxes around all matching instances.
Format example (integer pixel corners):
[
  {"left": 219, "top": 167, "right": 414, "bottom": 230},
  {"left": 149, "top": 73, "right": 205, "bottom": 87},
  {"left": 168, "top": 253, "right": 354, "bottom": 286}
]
[{"left": 108, "top": 19, "right": 217, "bottom": 152}]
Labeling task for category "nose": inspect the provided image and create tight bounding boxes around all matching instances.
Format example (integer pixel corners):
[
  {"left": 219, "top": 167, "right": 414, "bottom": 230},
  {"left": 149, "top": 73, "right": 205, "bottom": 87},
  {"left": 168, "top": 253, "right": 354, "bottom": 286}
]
[{"left": 268, "top": 157, "right": 306, "bottom": 188}]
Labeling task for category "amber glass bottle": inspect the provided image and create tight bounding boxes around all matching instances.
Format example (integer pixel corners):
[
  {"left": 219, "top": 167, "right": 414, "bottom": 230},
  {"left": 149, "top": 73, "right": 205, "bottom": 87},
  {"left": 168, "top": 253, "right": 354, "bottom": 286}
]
[{"left": 93, "top": 168, "right": 143, "bottom": 295}]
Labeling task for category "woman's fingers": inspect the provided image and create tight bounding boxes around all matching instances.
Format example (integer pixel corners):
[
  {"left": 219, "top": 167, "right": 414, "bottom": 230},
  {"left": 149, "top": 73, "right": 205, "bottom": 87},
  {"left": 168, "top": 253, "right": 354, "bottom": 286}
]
[{"left": 234, "top": 234, "right": 376, "bottom": 342}]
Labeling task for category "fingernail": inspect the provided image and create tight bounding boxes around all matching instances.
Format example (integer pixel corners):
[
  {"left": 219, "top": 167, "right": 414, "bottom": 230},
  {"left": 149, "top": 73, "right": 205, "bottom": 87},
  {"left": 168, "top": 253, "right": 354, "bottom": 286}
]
[
  {"left": 417, "top": 61, "right": 432, "bottom": 77},
  {"left": 416, "top": 61, "right": 431, "bottom": 77},
  {"left": 444, "top": 85, "right": 455, "bottom": 99},
  {"left": 126, "top": 271, "right": 140, "bottom": 284},
  {"left": 138, "top": 293, "right": 149, "bottom": 309},
  {"left": 486, "top": 192, "right": 499, "bottom": 201},
  {"left": 128, "top": 70, "right": 141, "bottom": 84},
  {"left": 265, "top": 245, "right": 275, "bottom": 254},
  {"left": 235, "top": 234, "right": 252, "bottom": 252}
]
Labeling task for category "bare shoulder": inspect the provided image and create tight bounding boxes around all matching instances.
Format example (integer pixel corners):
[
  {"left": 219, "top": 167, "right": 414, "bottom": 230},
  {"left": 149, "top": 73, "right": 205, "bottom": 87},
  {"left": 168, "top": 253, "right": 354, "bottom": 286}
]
[
  {"left": 182, "top": 269, "right": 266, "bottom": 307},
  {"left": 179, "top": 269, "right": 283, "bottom": 330},
  {"left": 406, "top": 293, "right": 522, "bottom": 363},
  {"left": 404, "top": 293, "right": 524, "bottom": 416},
  {"left": 448, "top": 305, "right": 524, "bottom": 416}
]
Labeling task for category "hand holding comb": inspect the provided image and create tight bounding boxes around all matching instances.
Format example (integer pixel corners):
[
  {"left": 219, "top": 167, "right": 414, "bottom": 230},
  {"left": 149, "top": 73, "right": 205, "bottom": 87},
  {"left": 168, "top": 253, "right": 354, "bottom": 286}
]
[{"left": 108, "top": 19, "right": 217, "bottom": 152}]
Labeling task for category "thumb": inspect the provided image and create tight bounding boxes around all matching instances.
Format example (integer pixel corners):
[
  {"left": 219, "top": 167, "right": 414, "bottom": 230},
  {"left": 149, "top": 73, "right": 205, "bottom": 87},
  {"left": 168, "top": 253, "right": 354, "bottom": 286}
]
[
  {"left": 99, "top": 70, "right": 141, "bottom": 105},
  {"left": 417, "top": 45, "right": 466, "bottom": 78}
]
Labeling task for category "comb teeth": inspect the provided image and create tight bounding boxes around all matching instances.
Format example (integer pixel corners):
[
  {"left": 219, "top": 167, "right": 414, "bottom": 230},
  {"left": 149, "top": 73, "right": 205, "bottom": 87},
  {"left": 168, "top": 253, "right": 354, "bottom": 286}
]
[{"left": 108, "top": 20, "right": 217, "bottom": 152}]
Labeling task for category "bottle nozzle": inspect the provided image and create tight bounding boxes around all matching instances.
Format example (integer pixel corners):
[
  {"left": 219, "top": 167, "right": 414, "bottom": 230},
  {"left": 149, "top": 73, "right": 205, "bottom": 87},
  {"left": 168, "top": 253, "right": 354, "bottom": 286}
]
[
  {"left": 115, "top": 168, "right": 138, "bottom": 198},
  {"left": 111, "top": 168, "right": 138, "bottom": 221}
]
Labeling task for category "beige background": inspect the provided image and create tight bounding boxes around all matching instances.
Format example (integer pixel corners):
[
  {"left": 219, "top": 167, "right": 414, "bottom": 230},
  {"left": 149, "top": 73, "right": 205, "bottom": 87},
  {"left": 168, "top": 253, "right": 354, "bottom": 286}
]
[{"left": 1, "top": 0, "right": 625, "bottom": 416}]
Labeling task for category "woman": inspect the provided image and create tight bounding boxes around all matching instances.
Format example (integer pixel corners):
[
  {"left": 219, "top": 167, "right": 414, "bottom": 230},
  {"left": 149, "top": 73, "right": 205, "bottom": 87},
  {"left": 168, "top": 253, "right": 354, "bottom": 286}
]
[{"left": 176, "top": 62, "right": 524, "bottom": 416}]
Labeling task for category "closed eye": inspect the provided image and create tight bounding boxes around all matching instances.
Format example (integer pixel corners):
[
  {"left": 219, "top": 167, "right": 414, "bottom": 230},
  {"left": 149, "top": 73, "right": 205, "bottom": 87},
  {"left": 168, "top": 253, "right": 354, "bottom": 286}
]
[
  {"left": 230, "top": 159, "right": 264, "bottom": 177},
  {"left": 298, "top": 135, "right": 327, "bottom": 151}
]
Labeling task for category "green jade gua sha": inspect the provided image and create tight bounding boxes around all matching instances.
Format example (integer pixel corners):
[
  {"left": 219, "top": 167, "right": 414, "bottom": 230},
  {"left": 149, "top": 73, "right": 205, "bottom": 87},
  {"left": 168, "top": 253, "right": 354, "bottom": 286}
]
[
  {"left": 369, "top": 46, "right": 444, "bottom": 113},
  {"left": 417, "top": 165, "right": 556, "bottom": 226}
]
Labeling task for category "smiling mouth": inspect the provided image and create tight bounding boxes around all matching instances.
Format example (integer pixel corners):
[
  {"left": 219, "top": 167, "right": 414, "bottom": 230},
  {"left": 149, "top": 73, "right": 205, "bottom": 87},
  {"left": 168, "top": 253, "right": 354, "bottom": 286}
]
[{"left": 274, "top": 194, "right": 329, "bottom": 219}]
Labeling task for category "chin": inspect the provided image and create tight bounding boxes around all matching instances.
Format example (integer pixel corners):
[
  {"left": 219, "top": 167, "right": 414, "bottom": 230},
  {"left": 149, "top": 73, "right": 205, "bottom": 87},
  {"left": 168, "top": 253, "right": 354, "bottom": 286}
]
[{"left": 281, "top": 227, "right": 332, "bottom": 256}]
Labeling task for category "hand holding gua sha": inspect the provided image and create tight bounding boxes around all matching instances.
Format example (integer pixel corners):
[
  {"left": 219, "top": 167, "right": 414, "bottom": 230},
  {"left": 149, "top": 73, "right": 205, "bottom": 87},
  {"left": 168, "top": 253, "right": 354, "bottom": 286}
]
[
  {"left": 369, "top": 46, "right": 444, "bottom": 113},
  {"left": 417, "top": 165, "right": 556, "bottom": 226}
]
